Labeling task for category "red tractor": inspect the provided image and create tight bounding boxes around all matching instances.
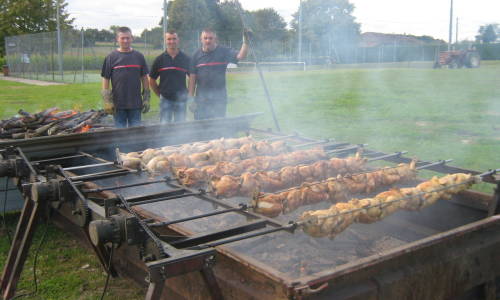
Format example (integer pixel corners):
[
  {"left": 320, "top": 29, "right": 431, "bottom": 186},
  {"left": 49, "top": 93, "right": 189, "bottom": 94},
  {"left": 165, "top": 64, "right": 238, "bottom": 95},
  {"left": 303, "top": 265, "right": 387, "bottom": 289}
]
[{"left": 434, "top": 49, "right": 480, "bottom": 69}]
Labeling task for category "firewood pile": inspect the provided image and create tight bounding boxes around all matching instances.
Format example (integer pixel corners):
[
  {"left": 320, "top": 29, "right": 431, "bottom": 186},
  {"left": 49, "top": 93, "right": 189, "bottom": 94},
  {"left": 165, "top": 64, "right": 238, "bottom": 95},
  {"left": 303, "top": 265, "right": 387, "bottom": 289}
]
[{"left": 0, "top": 107, "right": 110, "bottom": 140}]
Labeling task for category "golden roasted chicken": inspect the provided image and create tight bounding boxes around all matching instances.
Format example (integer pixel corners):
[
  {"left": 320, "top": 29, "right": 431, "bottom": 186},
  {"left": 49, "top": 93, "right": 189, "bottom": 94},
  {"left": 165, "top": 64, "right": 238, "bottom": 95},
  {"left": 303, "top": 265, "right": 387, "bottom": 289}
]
[
  {"left": 176, "top": 148, "right": 329, "bottom": 187},
  {"left": 300, "top": 173, "right": 478, "bottom": 239},
  {"left": 209, "top": 152, "right": 367, "bottom": 197},
  {"left": 121, "top": 138, "right": 289, "bottom": 173},
  {"left": 252, "top": 161, "right": 417, "bottom": 217}
]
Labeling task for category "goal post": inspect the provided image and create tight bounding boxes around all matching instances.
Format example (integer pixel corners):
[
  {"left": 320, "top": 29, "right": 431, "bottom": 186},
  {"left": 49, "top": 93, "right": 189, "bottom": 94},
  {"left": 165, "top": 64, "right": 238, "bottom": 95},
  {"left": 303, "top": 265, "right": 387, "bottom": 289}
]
[{"left": 236, "top": 61, "right": 307, "bottom": 71}]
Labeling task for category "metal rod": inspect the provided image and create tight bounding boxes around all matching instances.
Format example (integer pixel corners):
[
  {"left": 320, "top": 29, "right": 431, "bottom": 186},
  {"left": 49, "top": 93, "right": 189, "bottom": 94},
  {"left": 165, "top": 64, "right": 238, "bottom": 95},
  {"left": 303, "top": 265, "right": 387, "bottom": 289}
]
[
  {"left": 127, "top": 192, "right": 200, "bottom": 207},
  {"left": 170, "top": 220, "right": 267, "bottom": 248},
  {"left": 293, "top": 139, "right": 332, "bottom": 149},
  {"left": 149, "top": 206, "right": 245, "bottom": 227},
  {"left": 63, "top": 162, "right": 115, "bottom": 171},
  {"left": 166, "top": 180, "right": 287, "bottom": 228},
  {"left": 236, "top": 0, "right": 281, "bottom": 132},
  {"left": 367, "top": 151, "right": 407, "bottom": 162},
  {"left": 83, "top": 179, "right": 169, "bottom": 193},
  {"left": 479, "top": 169, "right": 500, "bottom": 178},
  {"left": 326, "top": 144, "right": 366, "bottom": 155},
  {"left": 32, "top": 154, "right": 87, "bottom": 164},
  {"left": 416, "top": 159, "right": 453, "bottom": 170},
  {"left": 263, "top": 134, "right": 298, "bottom": 142},
  {"left": 57, "top": 166, "right": 88, "bottom": 205},
  {"left": 187, "top": 223, "right": 294, "bottom": 250},
  {"left": 124, "top": 188, "right": 186, "bottom": 203},
  {"left": 70, "top": 169, "right": 130, "bottom": 181},
  {"left": 15, "top": 147, "right": 37, "bottom": 176}
]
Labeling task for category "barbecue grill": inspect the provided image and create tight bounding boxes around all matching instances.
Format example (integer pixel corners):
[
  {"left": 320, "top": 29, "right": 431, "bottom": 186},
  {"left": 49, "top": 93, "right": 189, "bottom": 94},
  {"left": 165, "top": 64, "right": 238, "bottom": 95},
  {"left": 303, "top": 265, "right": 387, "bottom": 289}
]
[{"left": 0, "top": 116, "right": 499, "bottom": 300}]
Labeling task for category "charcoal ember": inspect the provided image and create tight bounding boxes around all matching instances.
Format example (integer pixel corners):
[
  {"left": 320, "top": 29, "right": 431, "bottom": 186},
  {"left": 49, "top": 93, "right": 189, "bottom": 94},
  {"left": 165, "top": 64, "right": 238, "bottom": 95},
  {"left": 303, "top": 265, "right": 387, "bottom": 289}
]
[{"left": 0, "top": 108, "right": 107, "bottom": 139}]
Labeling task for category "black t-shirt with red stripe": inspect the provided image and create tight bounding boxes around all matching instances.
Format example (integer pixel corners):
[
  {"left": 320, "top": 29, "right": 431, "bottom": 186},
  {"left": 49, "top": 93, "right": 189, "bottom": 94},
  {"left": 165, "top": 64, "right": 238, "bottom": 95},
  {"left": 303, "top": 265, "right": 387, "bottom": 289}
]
[
  {"left": 190, "top": 46, "right": 238, "bottom": 102},
  {"left": 101, "top": 50, "right": 149, "bottom": 109},
  {"left": 149, "top": 51, "right": 190, "bottom": 101}
]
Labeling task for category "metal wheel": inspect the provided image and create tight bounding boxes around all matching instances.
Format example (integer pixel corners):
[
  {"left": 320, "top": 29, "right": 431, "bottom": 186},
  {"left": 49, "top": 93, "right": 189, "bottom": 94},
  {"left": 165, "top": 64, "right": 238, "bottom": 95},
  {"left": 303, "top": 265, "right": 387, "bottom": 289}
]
[{"left": 465, "top": 52, "right": 480, "bottom": 68}]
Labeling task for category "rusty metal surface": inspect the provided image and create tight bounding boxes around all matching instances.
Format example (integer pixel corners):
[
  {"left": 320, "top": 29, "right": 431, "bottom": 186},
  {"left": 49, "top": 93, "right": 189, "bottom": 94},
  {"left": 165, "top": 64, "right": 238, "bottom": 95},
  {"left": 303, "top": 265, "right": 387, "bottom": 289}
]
[{"left": 2, "top": 127, "right": 499, "bottom": 300}]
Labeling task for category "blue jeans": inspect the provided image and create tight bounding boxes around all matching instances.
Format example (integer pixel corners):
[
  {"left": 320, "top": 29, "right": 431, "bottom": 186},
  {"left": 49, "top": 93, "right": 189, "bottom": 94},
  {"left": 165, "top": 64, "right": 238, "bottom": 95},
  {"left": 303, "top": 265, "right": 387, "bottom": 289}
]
[
  {"left": 194, "top": 99, "right": 226, "bottom": 120},
  {"left": 114, "top": 109, "right": 142, "bottom": 128},
  {"left": 160, "top": 96, "right": 186, "bottom": 123}
]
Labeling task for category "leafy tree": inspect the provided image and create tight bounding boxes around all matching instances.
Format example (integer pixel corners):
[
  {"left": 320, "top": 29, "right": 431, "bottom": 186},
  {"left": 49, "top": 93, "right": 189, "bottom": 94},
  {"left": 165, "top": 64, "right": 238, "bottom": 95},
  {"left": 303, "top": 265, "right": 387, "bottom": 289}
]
[
  {"left": 0, "top": 0, "right": 74, "bottom": 56},
  {"left": 247, "top": 8, "right": 289, "bottom": 60},
  {"left": 477, "top": 24, "right": 498, "bottom": 44},
  {"left": 168, "top": 0, "right": 215, "bottom": 35},
  {"left": 217, "top": 0, "right": 244, "bottom": 42},
  {"left": 250, "top": 8, "right": 287, "bottom": 42},
  {"left": 290, "top": 0, "right": 360, "bottom": 60},
  {"left": 81, "top": 28, "right": 114, "bottom": 46},
  {"left": 139, "top": 27, "right": 164, "bottom": 49}
]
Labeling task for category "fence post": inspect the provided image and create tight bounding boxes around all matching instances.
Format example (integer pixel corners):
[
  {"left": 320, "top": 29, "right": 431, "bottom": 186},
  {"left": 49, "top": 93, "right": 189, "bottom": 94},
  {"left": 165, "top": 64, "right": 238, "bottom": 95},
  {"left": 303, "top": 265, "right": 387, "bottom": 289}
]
[
  {"left": 393, "top": 41, "right": 397, "bottom": 62},
  {"left": 81, "top": 28, "right": 85, "bottom": 83}
]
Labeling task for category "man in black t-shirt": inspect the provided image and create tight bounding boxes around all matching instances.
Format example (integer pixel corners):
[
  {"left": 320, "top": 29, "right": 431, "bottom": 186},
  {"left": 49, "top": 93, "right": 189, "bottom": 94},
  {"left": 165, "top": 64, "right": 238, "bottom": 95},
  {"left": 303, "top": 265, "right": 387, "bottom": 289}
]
[
  {"left": 101, "top": 27, "right": 150, "bottom": 128},
  {"left": 188, "top": 28, "right": 249, "bottom": 120},
  {"left": 149, "top": 30, "right": 190, "bottom": 123}
]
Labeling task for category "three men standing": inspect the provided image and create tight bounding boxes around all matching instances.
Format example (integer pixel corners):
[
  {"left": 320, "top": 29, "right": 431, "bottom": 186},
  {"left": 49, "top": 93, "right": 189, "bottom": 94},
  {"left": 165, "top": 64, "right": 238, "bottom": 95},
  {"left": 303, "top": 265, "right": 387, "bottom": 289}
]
[
  {"left": 101, "top": 27, "right": 150, "bottom": 128},
  {"left": 149, "top": 30, "right": 190, "bottom": 123},
  {"left": 101, "top": 27, "right": 250, "bottom": 125},
  {"left": 188, "top": 28, "right": 249, "bottom": 120}
]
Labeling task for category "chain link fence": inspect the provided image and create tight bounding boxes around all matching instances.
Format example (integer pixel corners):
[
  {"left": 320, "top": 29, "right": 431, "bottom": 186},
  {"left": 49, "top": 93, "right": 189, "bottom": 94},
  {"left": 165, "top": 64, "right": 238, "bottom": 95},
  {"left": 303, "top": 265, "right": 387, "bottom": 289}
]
[{"left": 4, "top": 29, "right": 499, "bottom": 83}]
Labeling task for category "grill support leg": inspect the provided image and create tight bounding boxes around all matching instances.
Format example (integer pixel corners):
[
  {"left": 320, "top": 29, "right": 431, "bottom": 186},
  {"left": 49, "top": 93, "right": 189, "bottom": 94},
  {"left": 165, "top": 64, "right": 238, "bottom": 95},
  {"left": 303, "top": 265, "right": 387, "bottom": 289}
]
[
  {"left": 145, "top": 268, "right": 165, "bottom": 300},
  {"left": 0, "top": 197, "right": 42, "bottom": 300},
  {"left": 200, "top": 267, "right": 224, "bottom": 300},
  {"left": 487, "top": 183, "right": 500, "bottom": 216}
]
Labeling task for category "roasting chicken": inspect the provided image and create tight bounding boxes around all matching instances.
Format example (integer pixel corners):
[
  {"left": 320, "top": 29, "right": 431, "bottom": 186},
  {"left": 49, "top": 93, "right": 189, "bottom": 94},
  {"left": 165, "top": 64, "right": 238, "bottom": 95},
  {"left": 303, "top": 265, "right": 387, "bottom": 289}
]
[
  {"left": 253, "top": 161, "right": 417, "bottom": 217},
  {"left": 176, "top": 148, "right": 329, "bottom": 187},
  {"left": 300, "top": 173, "right": 478, "bottom": 239},
  {"left": 120, "top": 138, "right": 289, "bottom": 173},
  {"left": 209, "top": 152, "right": 367, "bottom": 197}
]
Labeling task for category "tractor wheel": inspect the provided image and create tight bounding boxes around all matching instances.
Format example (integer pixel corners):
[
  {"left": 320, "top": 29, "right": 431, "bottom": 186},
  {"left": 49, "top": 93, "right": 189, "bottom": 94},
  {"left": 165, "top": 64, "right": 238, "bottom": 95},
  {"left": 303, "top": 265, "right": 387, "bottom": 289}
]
[
  {"left": 433, "top": 61, "right": 441, "bottom": 69},
  {"left": 465, "top": 52, "right": 480, "bottom": 68},
  {"left": 448, "top": 59, "right": 458, "bottom": 69}
]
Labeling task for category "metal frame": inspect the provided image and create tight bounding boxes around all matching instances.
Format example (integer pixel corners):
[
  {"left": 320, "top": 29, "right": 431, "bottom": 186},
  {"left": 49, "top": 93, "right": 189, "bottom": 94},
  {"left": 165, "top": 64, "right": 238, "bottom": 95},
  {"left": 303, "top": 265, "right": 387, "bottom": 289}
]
[{"left": 1, "top": 127, "right": 499, "bottom": 300}]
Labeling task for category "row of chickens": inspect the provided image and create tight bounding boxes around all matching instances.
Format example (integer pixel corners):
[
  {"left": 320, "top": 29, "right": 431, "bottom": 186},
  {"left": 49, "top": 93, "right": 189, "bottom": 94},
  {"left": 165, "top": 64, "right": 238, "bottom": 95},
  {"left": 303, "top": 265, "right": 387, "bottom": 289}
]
[
  {"left": 251, "top": 161, "right": 418, "bottom": 217},
  {"left": 209, "top": 152, "right": 367, "bottom": 198},
  {"left": 120, "top": 137, "right": 288, "bottom": 171},
  {"left": 299, "top": 173, "right": 478, "bottom": 239},
  {"left": 176, "top": 148, "right": 335, "bottom": 188}
]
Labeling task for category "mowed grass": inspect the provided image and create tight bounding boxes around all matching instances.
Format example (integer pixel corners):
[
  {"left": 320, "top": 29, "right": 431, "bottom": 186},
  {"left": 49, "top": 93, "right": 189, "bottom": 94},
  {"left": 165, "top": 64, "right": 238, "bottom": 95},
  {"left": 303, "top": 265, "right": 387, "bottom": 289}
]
[
  {"left": 228, "top": 61, "right": 500, "bottom": 173},
  {"left": 0, "top": 215, "right": 146, "bottom": 300},
  {"left": 1, "top": 62, "right": 500, "bottom": 299}
]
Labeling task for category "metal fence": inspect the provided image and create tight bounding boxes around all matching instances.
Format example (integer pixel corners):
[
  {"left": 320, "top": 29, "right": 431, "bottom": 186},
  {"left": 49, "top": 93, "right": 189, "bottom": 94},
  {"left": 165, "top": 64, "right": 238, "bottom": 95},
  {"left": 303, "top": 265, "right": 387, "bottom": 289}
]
[{"left": 4, "top": 29, "right": 499, "bottom": 83}]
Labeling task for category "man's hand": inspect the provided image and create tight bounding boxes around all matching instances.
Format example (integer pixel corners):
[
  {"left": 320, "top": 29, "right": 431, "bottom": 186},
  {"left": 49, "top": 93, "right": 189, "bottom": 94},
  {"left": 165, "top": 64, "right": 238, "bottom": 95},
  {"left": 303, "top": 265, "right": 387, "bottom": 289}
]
[
  {"left": 101, "top": 89, "right": 114, "bottom": 115},
  {"left": 243, "top": 28, "right": 253, "bottom": 44},
  {"left": 142, "top": 89, "right": 151, "bottom": 113}
]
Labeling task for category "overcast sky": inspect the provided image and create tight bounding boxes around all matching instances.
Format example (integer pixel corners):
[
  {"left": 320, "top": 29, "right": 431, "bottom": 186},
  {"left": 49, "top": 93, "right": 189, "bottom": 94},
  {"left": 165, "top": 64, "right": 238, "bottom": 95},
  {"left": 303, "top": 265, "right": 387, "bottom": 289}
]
[{"left": 67, "top": 0, "right": 499, "bottom": 41}]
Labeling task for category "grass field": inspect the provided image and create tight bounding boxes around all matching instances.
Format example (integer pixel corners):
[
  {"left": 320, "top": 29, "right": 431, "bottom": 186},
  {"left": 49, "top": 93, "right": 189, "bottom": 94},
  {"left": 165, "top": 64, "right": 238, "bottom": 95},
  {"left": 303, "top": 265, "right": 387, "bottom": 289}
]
[{"left": 1, "top": 62, "right": 499, "bottom": 299}]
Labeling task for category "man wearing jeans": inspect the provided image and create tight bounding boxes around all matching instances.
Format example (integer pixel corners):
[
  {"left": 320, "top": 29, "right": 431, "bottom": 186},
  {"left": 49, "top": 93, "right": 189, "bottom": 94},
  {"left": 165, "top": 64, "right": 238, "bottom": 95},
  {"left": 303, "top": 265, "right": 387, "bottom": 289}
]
[
  {"left": 101, "top": 27, "right": 150, "bottom": 128},
  {"left": 188, "top": 28, "right": 249, "bottom": 120},
  {"left": 149, "top": 30, "right": 190, "bottom": 123}
]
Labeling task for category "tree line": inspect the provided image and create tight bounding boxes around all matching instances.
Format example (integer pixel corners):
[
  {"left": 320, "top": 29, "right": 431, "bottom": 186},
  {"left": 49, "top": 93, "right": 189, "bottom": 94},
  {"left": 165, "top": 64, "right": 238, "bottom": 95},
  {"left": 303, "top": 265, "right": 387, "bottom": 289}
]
[{"left": 1, "top": 0, "right": 498, "bottom": 58}]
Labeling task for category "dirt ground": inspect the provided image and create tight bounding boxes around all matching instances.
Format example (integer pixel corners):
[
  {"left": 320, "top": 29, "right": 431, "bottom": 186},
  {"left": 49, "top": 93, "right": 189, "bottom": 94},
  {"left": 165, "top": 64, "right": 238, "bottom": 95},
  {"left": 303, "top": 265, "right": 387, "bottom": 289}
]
[{"left": 0, "top": 74, "right": 65, "bottom": 86}]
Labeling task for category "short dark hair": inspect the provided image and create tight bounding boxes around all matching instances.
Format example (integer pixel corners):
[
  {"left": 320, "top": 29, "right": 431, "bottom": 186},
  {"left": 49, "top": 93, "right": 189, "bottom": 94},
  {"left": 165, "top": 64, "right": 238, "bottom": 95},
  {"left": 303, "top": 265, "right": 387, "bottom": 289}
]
[
  {"left": 116, "top": 27, "right": 132, "bottom": 35},
  {"left": 166, "top": 29, "right": 177, "bottom": 35},
  {"left": 201, "top": 28, "right": 217, "bottom": 36}
]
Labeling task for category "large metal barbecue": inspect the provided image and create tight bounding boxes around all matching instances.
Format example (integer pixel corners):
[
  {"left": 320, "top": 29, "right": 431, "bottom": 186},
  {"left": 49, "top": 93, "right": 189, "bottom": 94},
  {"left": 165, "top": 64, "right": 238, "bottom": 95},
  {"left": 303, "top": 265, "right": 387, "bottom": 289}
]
[{"left": 0, "top": 116, "right": 499, "bottom": 300}]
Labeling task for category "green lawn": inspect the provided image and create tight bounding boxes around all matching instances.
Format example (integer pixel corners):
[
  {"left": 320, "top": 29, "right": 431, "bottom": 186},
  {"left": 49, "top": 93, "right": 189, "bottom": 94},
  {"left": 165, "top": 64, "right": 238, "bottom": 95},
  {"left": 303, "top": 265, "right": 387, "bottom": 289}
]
[
  {"left": 227, "top": 62, "right": 500, "bottom": 172},
  {"left": 1, "top": 62, "right": 499, "bottom": 299},
  {"left": 1, "top": 62, "right": 498, "bottom": 171}
]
